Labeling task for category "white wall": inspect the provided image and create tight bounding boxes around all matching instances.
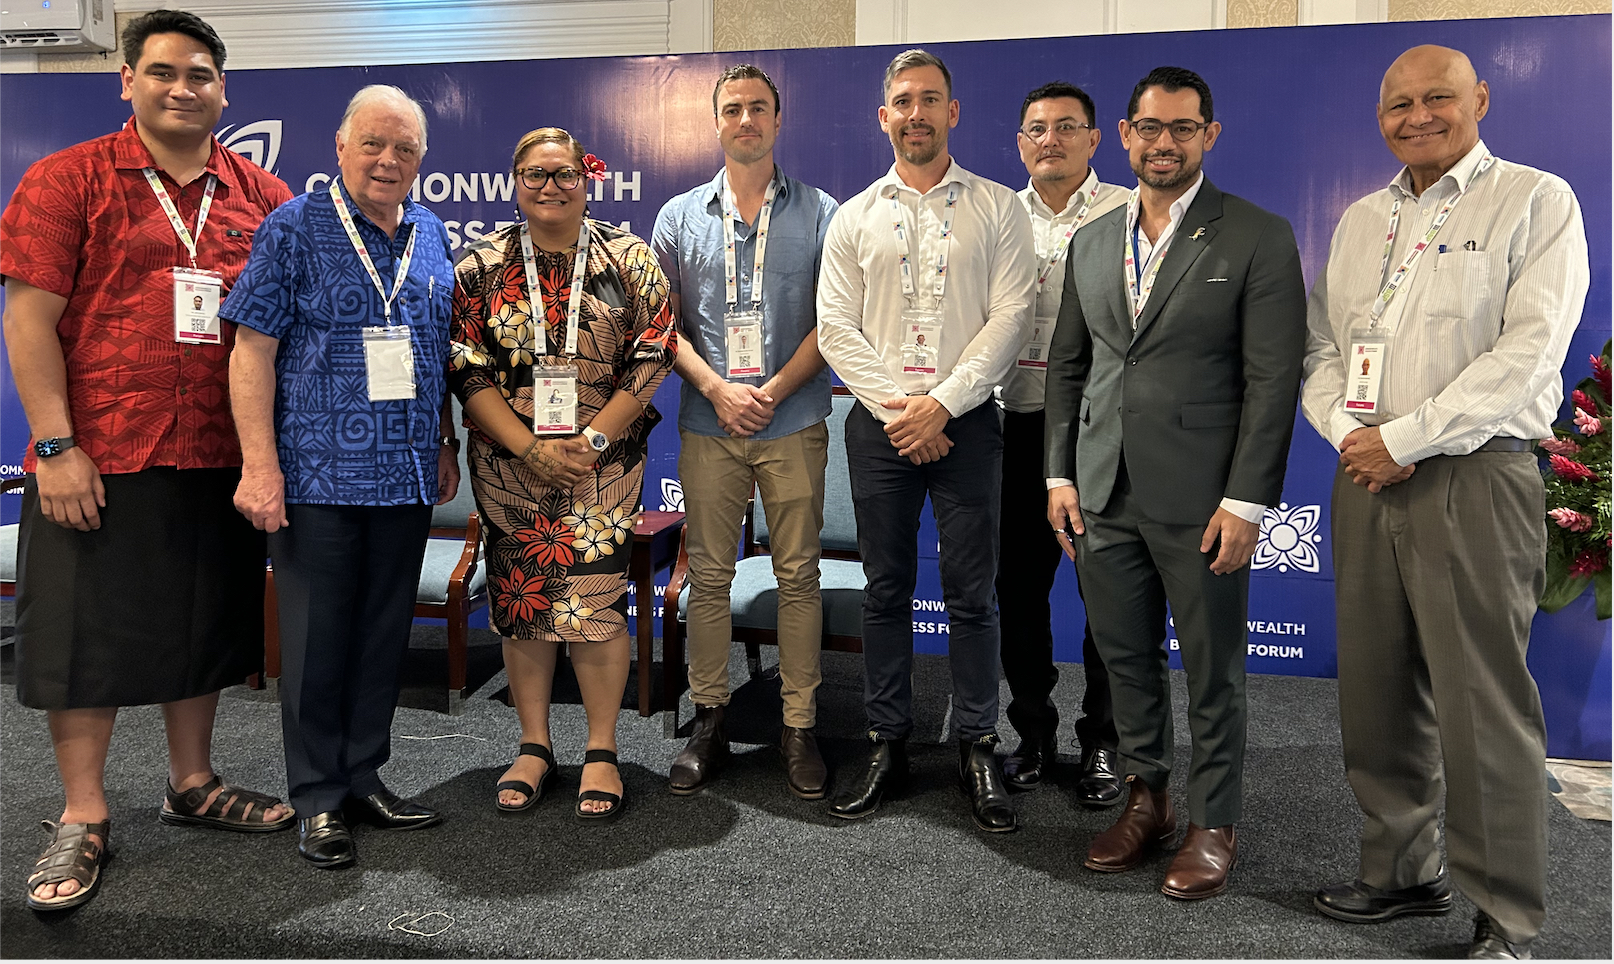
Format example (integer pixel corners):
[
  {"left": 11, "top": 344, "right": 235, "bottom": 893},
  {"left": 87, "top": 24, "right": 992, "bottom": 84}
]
[{"left": 855, "top": 0, "right": 1390, "bottom": 43}]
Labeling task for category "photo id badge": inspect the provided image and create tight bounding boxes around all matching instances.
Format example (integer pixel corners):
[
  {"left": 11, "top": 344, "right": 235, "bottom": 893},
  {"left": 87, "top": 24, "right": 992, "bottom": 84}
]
[
  {"left": 172, "top": 267, "right": 223, "bottom": 345},
  {"left": 1344, "top": 327, "right": 1390, "bottom": 416},
  {"left": 901, "top": 308, "right": 942, "bottom": 375},
  {"left": 533, "top": 362, "right": 578, "bottom": 436},
  {"left": 362, "top": 326, "right": 416, "bottom": 401},
  {"left": 725, "top": 310, "right": 764, "bottom": 379},
  {"left": 1017, "top": 305, "right": 1058, "bottom": 370}
]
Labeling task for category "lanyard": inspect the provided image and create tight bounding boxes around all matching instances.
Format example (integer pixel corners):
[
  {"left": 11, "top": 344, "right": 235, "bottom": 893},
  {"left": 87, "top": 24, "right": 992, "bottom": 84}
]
[
  {"left": 518, "top": 218, "right": 591, "bottom": 359},
  {"left": 890, "top": 182, "right": 960, "bottom": 303},
  {"left": 1370, "top": 154, "right": 1495, "bottom": 325},
  {"left": 1122, "top": 188, "right": 1173, "bottom": 324},
  {"left": 329, "top": 180, "right": 416, "bottom": 327},
  {"left": 143, "top": 168, "right": 217, "bottom": 269},
  {"left": 722, "top": 176, "right": 779, "bottom": 309},
  {"left": 1036, "top": 175, "right": 1104, "bottom": 290}
]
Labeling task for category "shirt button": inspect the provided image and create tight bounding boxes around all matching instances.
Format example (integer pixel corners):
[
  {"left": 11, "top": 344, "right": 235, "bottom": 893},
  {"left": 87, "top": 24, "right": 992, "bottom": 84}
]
[
  {"left": 184, "top": 348, "right": 193, "bottom": 357},
  {"left": 1128, "top": 357, "right": 1138, "bottom": 366},
  {"left": 179, "top": 387, "right": 188, "bottom": 396}
]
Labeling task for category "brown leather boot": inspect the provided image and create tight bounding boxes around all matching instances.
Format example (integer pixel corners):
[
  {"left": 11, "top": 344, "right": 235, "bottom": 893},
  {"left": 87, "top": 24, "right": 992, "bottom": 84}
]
[
  {"left": 1161, "top": 823, "right": 1237, "bottom": 899},
  {"left": 1084, "top": 776, "right": 1176, "bottom": 872},
  {"left": 669, "top": 704, "right": 729, "bottom": 795},
  {"left": 780, "top": 726, "right": 827, "bottom": 800}
]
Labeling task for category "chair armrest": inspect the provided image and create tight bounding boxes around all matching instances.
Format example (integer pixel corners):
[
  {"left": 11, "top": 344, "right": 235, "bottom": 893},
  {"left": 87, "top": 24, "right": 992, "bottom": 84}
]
[
  {"left": 443, "top": 513, "right": 484, "bottom": 608},
  {"left": 661, "top": 525, "right": 690, "bottom": 618}
]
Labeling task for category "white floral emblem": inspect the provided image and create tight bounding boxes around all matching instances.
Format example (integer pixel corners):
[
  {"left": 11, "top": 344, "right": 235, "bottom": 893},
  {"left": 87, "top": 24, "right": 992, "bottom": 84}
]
[
  {"left": 1251, "top": 502, "right": 1322, "bottom": 573},
  {"left": 659, "top": 477, "right": 685, "bottom": 512}
]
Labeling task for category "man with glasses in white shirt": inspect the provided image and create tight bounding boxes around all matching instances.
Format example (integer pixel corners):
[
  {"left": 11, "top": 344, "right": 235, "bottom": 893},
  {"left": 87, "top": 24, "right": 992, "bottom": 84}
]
[
  {"left": 1302, "top": 45, "right": 1588, "bottom": 960},
  {"left": 997, "top": 82, "right": 1126, "bottom": 808},
  {"left": 817, "top": 48, "right": 1035, "bottom": 833}
]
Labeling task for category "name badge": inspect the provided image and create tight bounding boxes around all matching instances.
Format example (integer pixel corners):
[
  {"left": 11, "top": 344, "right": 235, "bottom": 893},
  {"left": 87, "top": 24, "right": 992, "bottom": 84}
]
[
  {"left": 172, "top": 267, "right": 223, "bottom": 345},
  {"left": 724, "top": 309, "right": 764, "bottom": 379},
  {"left": 1017, "top": 303, "right": 1058, "bottom": 370},
  {"left": 1344, "top": 326, "right": 1390, "bottom": 416},
  {"left": 901, "top": 308, "right": 942, "bottom": 375},
  {"left": 362, "top": 326, "right": 416, "bottom": 401},
  {"left": 533, "top": 362, "right": 578, "bottom": 436}
]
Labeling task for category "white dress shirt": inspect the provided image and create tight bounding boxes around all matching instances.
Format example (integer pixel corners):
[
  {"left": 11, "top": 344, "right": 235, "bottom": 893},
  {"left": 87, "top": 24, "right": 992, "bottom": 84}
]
[
  {"left": 1045, "top": 173, "right": 1266, "bottom": 525},
  {"left": 1302, "top": 140, "right": 1589, "bottom": 464},
  {"left": 999, "top": 169, "right": 1128, "bottom": 414},
  {"left": 817, "top": 159, "right": 1035, "bottom": 422}
]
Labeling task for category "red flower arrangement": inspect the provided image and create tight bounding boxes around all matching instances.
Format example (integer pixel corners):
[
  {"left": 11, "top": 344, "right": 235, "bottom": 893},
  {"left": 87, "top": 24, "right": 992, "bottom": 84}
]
[
  {"left": 1538, "top": 339, "right": 1611, "bottom": 618},
  {"left": 581, "top": 153, "right": 608, "bottom": 182}
]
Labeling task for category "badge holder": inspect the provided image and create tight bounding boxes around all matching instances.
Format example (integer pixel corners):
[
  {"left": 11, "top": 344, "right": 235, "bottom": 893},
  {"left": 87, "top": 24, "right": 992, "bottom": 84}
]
[
  {"left": 1017, "top": 303, "right": 1058, "bottom": 370},
  {"left": 1344, "top": 326, "right": 1391, "bottom": 418},
  {"left": 173, "top": 267, "right": 224, "bottom": 345},
  {"left": 901, "top": 307, "right": 942, "bottom": 375},
  {"left": 362, "top": 326, "right": 417, "bottom": 401},
  {"left": 533, "top": 361, "right": 579, "bottom": 436},
  {"left": 725, "top": 309, "right": 764, "bottom": 379}
]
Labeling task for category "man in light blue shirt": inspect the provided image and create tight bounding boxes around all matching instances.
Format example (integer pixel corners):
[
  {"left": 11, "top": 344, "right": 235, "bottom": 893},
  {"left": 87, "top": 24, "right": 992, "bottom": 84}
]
[{"left": 651, "top": 64, "right": 838, "bottom": 801}]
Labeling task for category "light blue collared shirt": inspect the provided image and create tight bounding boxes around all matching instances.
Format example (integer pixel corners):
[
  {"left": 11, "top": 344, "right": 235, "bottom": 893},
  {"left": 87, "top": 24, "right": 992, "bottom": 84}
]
[{"left": 651, "top": 166, "right": 838, "bottom": 440}]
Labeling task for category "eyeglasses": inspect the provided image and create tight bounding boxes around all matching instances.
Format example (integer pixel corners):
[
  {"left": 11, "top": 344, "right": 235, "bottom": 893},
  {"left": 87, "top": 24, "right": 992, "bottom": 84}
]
[
  {"left": 518, "top": 167, "right": 584, "bottom": 191},
  {"left": 1019, "top": 121, "right": 1094, "bottom": 141},
  {"left": 1128, "top": 119, "right": 1210, "bottom": 142}
]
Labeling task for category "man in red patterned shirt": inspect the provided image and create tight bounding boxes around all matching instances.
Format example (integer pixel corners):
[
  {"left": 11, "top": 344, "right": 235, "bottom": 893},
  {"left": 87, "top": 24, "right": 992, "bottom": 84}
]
[{"left": 1, "top": 9, "right": 295, "bottom": 911}]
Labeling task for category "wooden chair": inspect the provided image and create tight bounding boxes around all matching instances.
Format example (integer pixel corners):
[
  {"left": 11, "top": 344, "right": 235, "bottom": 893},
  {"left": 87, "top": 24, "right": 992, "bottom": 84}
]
[{"left": 661, "top": 390, "right": 867, "bottom": 721}]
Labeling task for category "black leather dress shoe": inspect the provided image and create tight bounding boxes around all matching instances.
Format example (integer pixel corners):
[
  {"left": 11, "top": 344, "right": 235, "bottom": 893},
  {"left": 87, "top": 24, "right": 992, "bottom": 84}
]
[
  {"left": 1002, "top": 737, "right": 1055, "bottom": 791},
  {"left": 1074, "top": 746, "right": 1123, "bottom": 808},
  {"left": 959, "top": 735, "right": 1017, "bottom": 833},
  {"left": 1469, "top": 913, "right": 1531, "bottom": 959},
  {"left": 297, "top": 811, "right": 355, "bottom": 868},
  {"left": 346, "top": 789, "right": 443, "bottom": 830},
  {"left": 1314, "top": 874, "right": 1452, "bottom": 923},
  {"left": 827, "top": 733, "right": 908, "bottom": 819}
]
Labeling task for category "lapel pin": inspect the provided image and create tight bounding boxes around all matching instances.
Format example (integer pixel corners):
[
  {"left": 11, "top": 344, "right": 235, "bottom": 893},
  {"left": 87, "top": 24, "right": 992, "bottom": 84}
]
[{"left": 1190, "top": 227, "right": 1206, "bottom": 241}]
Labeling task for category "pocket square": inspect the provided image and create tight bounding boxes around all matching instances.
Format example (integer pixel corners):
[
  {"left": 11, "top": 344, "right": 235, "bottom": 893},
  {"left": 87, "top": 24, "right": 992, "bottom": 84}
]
[{"left": 1205, "top": 278, "right": 1229, "bottom": 282}]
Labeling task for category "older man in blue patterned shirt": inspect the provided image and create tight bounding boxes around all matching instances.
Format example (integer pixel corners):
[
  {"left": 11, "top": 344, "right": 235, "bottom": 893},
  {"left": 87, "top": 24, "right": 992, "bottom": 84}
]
[{"left": 224, "top": 84, "right": 459, "bottom": 870}]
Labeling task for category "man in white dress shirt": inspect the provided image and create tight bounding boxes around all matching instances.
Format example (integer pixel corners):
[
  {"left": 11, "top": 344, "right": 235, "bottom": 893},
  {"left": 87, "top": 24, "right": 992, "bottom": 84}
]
[
  {"left": 817, "top": 48, "right": 1035, "bottom": 833},
  {"left": 996, "top": 82, "right": 1127, "bottom": 807},
  {"left": 1303, "top": 45, "right": 1588, "bottom": 960}
]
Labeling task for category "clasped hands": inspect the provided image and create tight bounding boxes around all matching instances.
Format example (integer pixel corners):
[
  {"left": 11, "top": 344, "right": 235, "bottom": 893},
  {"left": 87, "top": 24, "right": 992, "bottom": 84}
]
[
  {"left": 880, "top": 394, "right": 952, "bottom": 464},
  {"left": 709, "top": 380, "right": 776, "bottom": 438},
  {"left": 1339, "top": 426, "right": 1415, "bottom": 493},
  {"left": 522, "top": 434, "right": 599, "bottom": 487}
]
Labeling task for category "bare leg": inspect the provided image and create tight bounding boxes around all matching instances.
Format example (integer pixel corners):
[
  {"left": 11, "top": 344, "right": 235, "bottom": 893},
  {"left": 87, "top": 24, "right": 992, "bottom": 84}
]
[
  {"left": 160, "top": 691, "right": 292, "bottom": 823},
  {"left": 34, "top": 707, "right": 116, "bottom": 901},
  {"left": 571, "top": 631, "right": 630, "bottom": 813},
  {"left": 498, "top": 636, "right": 559, "bottom": 806}
]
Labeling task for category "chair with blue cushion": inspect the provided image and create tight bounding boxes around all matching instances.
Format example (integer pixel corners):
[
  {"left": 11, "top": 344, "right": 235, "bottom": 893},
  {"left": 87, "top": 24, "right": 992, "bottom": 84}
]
[{"left": 660, "top": 389, "right": 867, "bottom": 717}]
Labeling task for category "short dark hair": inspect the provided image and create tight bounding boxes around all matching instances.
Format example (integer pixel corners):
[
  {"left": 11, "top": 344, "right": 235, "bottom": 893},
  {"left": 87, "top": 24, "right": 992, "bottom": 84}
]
[
  {"left": 883, "top": 48, "right": 952, "bottom": 103},
  {"left": 1020, "top": 81, "right": 1097, "bottom": 128},
  {"left": 1127, "top": 66, "right": 1213, "bottom": 123},
  {"left": 712, "top": 64, "right": 780, "bottom": 116},
  {"left": 122, "top": 9, "right": 226, "bottom": 71}
]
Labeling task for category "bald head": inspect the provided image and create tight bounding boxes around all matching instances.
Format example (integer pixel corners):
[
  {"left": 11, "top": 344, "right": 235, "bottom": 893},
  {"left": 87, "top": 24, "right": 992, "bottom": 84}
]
[{"left": 1377, "top": 44, "right": 1489, "bottom": 194}]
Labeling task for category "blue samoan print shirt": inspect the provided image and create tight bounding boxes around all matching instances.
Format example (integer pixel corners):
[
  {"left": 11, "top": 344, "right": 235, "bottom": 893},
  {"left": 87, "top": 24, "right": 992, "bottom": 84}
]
[{"left": 221, "top": 181, "right": 454, "bottom": 506}]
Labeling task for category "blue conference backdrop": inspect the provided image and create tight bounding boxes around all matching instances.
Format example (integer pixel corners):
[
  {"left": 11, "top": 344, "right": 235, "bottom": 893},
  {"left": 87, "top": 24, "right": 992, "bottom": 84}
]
[{"left": 1, "top": 15, "right": 1608, "bottom": 755}]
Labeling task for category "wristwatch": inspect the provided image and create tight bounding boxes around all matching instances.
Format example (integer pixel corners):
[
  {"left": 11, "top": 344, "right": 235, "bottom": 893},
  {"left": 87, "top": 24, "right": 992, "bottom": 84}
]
[
  {"left": 33, "top": 436, "right": 76, "bottom": 459},
  {"left": 439, "top": 433, "right": 461, "bottom": 454},
  {"left": 583, "top": 426, "right": 609, "bottom": 452}
]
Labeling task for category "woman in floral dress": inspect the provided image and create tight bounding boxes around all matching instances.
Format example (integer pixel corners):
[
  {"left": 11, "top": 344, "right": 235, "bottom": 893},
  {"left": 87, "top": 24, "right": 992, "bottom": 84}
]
[{"left": 449, "top": 128, "right": 675, "bottom": 820}]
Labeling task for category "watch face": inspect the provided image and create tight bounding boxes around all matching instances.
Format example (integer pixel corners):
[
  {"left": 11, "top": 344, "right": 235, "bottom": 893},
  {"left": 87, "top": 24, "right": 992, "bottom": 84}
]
[
  {"left": 34, "top": 437, "right": 64, "bottom": 458},
  {"left": 589, "top": 432, "right": 608, "bottom": 451}
]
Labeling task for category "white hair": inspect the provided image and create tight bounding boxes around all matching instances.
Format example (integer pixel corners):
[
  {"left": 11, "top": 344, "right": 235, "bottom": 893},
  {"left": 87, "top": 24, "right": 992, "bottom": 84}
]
[{"left": 337, "top": 84, "right": 429, "bottom": 154}]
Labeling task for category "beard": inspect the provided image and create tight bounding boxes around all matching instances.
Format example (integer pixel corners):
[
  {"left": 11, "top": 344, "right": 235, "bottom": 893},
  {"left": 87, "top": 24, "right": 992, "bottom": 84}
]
[
  {"left": 724, "top": 132, "right": 770, "bottom": 165},
  {"left": 1132, "top": 148, "right": 1201, "bottom": 191},
  {"left": 891, "top": 124, "right": 944, "bottom": 166}
]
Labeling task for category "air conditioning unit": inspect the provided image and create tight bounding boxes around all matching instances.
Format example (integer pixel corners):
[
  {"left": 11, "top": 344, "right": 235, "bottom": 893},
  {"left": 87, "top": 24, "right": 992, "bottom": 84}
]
[{"left": 0, "top": 0, "right": 115, "bottom": 53}]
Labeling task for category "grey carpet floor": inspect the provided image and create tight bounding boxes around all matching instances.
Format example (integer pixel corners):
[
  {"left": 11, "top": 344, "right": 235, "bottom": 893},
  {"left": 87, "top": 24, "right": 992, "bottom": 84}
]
[{"left": 0, "top": 634, "right": 1608, "bottom": 960}]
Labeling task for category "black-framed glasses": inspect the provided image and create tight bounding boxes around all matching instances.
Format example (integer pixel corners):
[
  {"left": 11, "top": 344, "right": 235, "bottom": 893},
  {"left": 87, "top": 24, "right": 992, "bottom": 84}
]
[
  {"left": 518, "top": 167, "right": 584, "bottom": 191},
  {"left": 1019, "top": 121, "right": 1094, "bottom": 141},
  {"left": 1128, "top": 119, "right": 1210, "bottom": 142}
]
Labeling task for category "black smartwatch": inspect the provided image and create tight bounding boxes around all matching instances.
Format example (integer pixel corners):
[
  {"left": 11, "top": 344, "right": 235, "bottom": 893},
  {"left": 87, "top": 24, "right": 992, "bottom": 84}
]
[{"left": 33, "top": 436, "right": 76, "bottom": 459}]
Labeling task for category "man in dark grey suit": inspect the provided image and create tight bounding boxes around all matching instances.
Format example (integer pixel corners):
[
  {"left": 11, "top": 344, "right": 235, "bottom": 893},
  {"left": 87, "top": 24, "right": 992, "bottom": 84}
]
[{"left": 1043, "top": 66, "right": 1305, "bottom": 900}]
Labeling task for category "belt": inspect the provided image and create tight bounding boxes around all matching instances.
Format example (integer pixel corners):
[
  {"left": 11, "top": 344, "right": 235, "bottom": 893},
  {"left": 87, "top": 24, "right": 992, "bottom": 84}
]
[{"left": 1475, "top": 436, "right": 1533, "bottom": 453}]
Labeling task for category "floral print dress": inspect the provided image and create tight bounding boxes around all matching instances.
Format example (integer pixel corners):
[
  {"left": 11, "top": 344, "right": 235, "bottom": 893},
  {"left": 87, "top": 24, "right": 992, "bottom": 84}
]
[{"left": 449, "top": 220, "right": 676, "bottom": 642}]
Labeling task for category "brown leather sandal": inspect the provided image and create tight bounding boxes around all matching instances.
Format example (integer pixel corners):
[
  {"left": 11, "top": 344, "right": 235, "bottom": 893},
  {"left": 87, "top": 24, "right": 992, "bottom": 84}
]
[
  {"left": 159, "top": 775, "right": 295, "bottom": 833},
  {"left": 27, "top": 819, "right": 111, "bottom": 912}
]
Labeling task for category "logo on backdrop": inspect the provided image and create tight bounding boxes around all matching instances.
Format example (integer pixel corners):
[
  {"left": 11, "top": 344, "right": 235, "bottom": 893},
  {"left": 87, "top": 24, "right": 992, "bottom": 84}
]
[
  {"left": 659, "top": 478, "right": 685, "bottom": 513},
  {"left": 1251, "top": 502, "right": 1322, "bottom": 574},
  {"left": 219, "top": 120, "right": 283, "bottom": 175}
]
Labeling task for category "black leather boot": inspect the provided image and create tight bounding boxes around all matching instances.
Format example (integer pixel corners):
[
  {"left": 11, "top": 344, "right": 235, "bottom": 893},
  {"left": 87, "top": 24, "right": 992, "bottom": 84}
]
[
  {"left": 827, "top": 732, "right": 908, "bottom": 819},
  {"left": 1003, "top": 735, "right": 1057, "bottom": 790},
  {"left": 959, "top": 735, "right": 1017, "bottom": 833},
  {"left": 669, "top": 704, "right": 729, "bottom": 795}
]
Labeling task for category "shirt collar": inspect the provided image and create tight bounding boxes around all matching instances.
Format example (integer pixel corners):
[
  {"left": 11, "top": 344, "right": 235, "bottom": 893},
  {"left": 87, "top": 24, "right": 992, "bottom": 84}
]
[
  {"left": 878, "top": 157, "right": 973, "bottom": 199},
  {"left": 1389, "top": 138, "right": 1490, "bottom": 200},
  {"left": 706, "top": 164, "right": 789, "bottom": 205},
  {"left": 112, "top": 116, "right": 240, "bottom": 190},
  {"left": 1020, "top": 167, "right": 1100, "bottom": 219},
  {"left": 1168, "top": 173, "right": 1205, "bottom": 225},
  {"left": 330, "top": 175, "right": 423, "bottom": 233}
]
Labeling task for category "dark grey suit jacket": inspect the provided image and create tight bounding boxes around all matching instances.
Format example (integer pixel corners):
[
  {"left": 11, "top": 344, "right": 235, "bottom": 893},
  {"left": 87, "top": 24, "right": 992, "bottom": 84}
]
[{"left": 1043, "top": 178, "right": 1306, "bottom": 527}]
